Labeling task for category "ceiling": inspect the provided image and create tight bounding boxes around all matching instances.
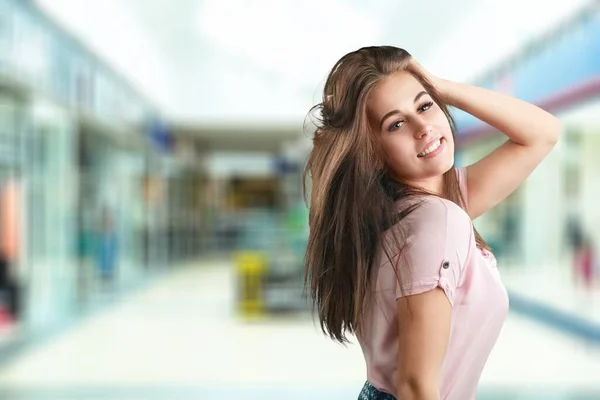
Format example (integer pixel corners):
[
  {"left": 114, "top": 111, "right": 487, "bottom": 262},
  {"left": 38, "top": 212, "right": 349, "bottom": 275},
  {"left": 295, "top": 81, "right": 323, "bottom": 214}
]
[
  {"left": 112, "top": 0, "right": 479, "bottom": 123},
  {"left": 172, "top": 123, "right": 308, "bottom": 153},
  {"left": 33, "top": 0, "right": 591, "bottom": 152}
]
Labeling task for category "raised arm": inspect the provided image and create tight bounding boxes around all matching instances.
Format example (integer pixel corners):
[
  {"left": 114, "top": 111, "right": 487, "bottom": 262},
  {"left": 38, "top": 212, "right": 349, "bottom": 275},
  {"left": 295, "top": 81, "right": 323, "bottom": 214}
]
[{"left": 436, "top": 78, "right": 561, "bottom": 219}]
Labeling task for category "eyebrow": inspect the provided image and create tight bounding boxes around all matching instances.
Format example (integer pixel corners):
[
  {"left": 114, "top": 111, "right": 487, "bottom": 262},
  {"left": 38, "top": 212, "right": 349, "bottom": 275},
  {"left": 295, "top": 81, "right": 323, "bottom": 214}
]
[{"left": 379, "top": 91, "right": 429, "bottom": 131}]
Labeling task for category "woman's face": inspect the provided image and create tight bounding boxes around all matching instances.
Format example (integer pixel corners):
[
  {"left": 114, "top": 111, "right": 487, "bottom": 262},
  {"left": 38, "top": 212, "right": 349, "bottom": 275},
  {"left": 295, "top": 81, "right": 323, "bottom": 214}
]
[{"left": 368, "top": 71, "right": 454, "bottom": 190}]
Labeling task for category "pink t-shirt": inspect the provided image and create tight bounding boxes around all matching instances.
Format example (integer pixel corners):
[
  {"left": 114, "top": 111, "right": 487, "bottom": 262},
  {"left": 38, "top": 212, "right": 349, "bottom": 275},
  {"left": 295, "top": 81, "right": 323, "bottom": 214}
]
[{"left": 357, "top": 168, "right": 509, "bottom": 400}]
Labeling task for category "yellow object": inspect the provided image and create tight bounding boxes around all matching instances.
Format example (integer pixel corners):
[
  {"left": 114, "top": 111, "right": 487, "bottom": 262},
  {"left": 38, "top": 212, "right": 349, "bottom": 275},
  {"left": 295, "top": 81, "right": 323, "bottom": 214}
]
[{"left": 235, "top": 252, "right": 268, "bottom": 318}]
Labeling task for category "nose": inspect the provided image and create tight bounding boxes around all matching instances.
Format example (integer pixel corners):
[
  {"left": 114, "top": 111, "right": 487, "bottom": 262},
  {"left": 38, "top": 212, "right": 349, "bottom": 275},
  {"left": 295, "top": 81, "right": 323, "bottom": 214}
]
[{"left": 414, "top": 124, "right": 433, "bottom": 139}]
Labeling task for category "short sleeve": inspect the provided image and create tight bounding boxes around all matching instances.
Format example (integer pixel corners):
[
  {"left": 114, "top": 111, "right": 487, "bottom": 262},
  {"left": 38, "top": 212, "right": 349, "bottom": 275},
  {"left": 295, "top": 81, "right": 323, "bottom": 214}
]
[{"left": 393, "top": 197, "right": 473, "bottom": 306}]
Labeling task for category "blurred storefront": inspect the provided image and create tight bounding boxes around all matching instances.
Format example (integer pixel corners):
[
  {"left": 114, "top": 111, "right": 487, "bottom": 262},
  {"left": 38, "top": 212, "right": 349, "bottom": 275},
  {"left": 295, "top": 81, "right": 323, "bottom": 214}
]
[
  {"left": 76, "top": 122, "right": 150, "bottom": 298},
  {"left": 0, "top": 0, "right": 170, "bottom": 338},
  {"left": 23, "top": 98, "right": 78, "bottom": 330},
  {"left": 456, "top": 5, "right": 600, "bottom": 272}
]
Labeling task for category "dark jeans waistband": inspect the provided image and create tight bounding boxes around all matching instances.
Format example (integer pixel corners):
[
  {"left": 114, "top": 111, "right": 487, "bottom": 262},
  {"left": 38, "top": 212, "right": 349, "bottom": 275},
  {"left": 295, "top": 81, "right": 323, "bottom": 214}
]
[{"left": 358, "top": 381, "right": 396, "bottom": 400}]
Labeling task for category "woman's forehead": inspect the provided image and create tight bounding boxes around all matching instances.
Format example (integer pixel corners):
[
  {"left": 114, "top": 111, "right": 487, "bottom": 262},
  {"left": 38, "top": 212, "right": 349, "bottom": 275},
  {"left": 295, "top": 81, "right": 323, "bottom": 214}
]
[{"left": 369, "top": 72, "right": 428, "bottom": 114}]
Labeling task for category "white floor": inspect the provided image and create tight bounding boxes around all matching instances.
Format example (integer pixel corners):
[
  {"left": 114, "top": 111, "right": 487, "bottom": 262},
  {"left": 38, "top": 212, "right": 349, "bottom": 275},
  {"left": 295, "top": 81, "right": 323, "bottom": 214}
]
[
  {"left": 0, "top": 259, "right": 598, "bottom": 399},
  {"left": 501, "top": 265, "right": 600, "bottom": 325}
]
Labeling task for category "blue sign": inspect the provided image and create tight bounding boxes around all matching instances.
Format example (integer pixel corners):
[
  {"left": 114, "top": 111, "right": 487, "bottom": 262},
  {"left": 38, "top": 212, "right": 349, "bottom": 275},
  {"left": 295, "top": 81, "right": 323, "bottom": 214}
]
[
  {"left": 273, "top": 157, "right": 299, "bottom": 175},
  {"left": 148, "top": 119, "right": 172, "bottom": 152}
]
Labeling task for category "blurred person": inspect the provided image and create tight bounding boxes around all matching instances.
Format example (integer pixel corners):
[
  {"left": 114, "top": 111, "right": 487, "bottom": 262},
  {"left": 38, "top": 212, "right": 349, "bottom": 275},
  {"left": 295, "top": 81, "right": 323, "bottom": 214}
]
[
  {"left": 565, "top": 216, "right": 598, "bottom": 289},
  {"left": 303, "top": 46, "right": 560, "bottom": 400},
  {"left": 96, "top": 207, "right": 118, "bottom": 290},
  {"left": 567, "top": 216, "right": 584, "bottom": 283},
  {"left": 573, "top": 235, "right": 596, "bottom": 290},
  {"left": 0, "top": 178, "right": 21, "bottom": 326},
  {"left": 566, "top": 215, "right": 584, "bottom": 251},
  {"left": 0, "top": 256, "right": 14, "bottom": 329}
]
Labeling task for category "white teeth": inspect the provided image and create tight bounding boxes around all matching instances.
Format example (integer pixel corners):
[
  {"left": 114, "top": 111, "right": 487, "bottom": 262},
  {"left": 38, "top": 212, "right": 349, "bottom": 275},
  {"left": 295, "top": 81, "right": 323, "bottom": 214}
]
[{"left": 418, "top": 139, "right": 441, "bottom": 157}]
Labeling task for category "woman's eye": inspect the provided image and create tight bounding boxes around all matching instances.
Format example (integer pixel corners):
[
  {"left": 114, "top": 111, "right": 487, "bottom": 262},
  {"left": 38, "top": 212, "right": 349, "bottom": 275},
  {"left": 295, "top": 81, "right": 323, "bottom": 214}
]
[
  {"left": 388, "top": 120, "right": 404, "bottom": 132},
  {"left": 386, "top": 102, "right": 433, "bottom": 132},
  {"left": 419, "top": 101, "right": 434, "bottom": 112}
]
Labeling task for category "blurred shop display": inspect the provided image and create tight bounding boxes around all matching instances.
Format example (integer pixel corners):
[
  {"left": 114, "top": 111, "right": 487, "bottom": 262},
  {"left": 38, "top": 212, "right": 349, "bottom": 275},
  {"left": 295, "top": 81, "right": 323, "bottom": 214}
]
[
  {"left": 235, "top": 251, "right": 266, "bottom": 318},
  {"left": 231, "top": 161, "right": 310, "bottom": 317},
  {"left": 234, "top": 207, "right": 309, "bottom": 318}
]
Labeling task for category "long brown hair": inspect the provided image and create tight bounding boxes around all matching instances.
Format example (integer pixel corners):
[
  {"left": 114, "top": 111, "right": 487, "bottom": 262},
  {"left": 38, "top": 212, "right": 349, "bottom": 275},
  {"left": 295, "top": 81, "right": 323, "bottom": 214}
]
[{"left": 303, "top": 46, "right": 489, "bottom": 343}]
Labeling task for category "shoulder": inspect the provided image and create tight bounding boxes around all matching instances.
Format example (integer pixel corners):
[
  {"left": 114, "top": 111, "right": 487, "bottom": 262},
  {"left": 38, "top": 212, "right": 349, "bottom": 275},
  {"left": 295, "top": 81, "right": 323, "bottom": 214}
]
[
  {"left": 395, "top": 197, "right": 473, "bottom": 263},
  {"left": 404, "top": 196, "right": 471, "bottom": 232},
  {"left": 381, "top": 195, "right": 473, "bottom": 260},
  {"left": 384, "top": 196, "right": 474, "bottom": 301}
]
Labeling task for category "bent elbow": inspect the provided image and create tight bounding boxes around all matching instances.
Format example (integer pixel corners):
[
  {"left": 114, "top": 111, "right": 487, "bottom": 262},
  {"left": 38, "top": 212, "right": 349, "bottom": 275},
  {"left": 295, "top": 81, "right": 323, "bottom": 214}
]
[{"left": 548, "top": 117, "right": 562, "bottom": 145}]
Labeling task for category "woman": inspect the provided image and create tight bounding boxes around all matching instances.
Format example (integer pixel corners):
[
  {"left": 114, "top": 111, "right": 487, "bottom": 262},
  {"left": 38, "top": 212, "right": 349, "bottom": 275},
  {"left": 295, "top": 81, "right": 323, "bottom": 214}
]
[{"left": 303, "top": 46, "right": 560, "bottom": 400}]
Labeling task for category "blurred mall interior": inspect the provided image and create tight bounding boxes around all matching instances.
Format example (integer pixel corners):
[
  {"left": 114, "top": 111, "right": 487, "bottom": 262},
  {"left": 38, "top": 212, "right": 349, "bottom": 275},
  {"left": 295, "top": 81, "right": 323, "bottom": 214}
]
[{"left": 0, "top": 0, "right": 599, "bottom": 399}]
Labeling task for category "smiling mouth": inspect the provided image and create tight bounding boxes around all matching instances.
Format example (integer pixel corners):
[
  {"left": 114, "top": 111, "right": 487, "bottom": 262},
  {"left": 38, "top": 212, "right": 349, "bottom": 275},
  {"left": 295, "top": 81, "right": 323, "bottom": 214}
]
[{"left": 417, "top": 138, "right": 443, "bottom": 158}]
